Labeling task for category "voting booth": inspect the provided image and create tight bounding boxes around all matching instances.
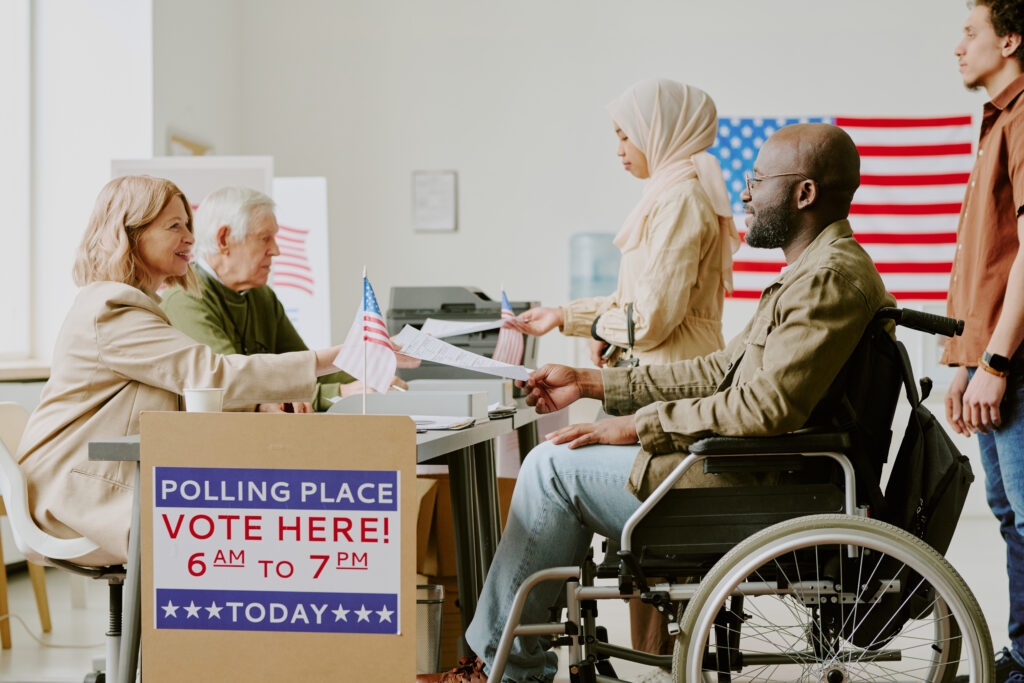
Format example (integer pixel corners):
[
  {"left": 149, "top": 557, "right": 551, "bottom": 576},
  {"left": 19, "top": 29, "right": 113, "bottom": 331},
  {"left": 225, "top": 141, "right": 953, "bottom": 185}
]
[{"left": 139, "top": 413, "right": 416, "bottom": 680}]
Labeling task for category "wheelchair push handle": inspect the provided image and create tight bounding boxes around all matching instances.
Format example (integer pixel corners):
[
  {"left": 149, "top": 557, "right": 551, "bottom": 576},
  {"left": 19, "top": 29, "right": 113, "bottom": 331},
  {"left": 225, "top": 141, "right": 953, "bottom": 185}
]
[{"left": 876, "top": 307, "right": 964, "bottom": 337}]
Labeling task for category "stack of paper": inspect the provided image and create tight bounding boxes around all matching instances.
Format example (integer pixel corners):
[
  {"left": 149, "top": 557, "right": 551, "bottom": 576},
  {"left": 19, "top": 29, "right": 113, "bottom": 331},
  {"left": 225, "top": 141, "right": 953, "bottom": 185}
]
[
  {"left": 393, "top": 326, "right": 531, "bottom": 382},
  {"left": 411, "top": 416, "right": 476, "bottom": 431},
  {"left": 419, "top": 318, "right": 505, "bottom": 339}
]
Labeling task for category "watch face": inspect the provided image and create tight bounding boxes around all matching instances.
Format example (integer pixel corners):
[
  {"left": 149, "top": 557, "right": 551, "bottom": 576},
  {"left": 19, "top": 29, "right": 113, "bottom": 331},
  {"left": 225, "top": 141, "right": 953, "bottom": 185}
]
[{"left": 985, "top": 351, "right": 1011, "bottom": 372}]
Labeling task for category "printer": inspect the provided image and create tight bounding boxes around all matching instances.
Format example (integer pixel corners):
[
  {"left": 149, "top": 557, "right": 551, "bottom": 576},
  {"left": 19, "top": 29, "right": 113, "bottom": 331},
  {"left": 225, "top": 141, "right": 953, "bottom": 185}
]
[{"left": 387, "top": 286, "right": 539, "bottom": 383}]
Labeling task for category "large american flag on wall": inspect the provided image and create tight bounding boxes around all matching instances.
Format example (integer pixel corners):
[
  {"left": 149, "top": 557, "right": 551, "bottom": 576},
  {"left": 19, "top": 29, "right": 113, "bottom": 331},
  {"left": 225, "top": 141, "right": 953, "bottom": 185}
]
[{"left": 708, "top": 115, "right": 974, "bottom": 300}]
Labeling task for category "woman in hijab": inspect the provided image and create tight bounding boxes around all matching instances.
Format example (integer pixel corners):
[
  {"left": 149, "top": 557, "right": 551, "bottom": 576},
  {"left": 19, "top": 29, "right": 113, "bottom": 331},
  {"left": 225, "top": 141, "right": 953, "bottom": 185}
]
[
  {"left": 513, "top": 78, "right": 739, "bottom": 370},
  {"left": 511, "top": 79, "right": 739, "bottom": 663}
]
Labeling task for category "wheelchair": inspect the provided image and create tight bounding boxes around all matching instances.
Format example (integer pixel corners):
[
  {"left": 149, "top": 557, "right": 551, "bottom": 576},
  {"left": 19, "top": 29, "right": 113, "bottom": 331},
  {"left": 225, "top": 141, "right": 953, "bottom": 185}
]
[{"left": 489, "top": 308, "right": 994, "bottom": 682}]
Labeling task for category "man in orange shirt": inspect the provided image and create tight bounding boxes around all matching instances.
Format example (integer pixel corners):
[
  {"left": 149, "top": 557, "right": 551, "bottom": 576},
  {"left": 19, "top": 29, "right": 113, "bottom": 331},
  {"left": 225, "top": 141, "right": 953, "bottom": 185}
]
[{"left": 945, "top": 2, "right": 1024, "bottom": 680}]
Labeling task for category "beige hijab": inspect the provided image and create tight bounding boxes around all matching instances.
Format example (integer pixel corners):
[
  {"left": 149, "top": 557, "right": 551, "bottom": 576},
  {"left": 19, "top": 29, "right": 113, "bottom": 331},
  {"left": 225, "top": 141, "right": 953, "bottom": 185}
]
[{"left": 607, "top": 78, "right": 740, "bottom": 292}]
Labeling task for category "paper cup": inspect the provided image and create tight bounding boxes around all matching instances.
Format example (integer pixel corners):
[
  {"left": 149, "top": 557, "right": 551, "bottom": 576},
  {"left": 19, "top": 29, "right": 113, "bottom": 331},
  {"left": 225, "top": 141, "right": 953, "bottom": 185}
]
[{"left": 183, "top": 388, "right": 225, "bottom": 413}]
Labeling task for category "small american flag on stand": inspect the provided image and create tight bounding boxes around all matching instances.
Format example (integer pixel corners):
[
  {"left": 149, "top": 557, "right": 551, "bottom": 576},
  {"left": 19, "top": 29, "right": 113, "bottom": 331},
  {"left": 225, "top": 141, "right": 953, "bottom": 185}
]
[
  {"left": 709, "top": 115, "right": 973, "bottom": 300},
  {"left": 491, "top": 290, "right": 524, "bottom": 365},
  {"left": 334, "top": 274, "right": 396, "bottom": 396}
]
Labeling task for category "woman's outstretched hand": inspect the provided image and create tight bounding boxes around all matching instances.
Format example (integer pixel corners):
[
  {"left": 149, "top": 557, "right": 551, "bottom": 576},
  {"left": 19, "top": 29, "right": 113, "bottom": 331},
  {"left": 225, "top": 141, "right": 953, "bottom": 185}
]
[{"left": 508, "top": 307, "right": 564, "bottom": 336}]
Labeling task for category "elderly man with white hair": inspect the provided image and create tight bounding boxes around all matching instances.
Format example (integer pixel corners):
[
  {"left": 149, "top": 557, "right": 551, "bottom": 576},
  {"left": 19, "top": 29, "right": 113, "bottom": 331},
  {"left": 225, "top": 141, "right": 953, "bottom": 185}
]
[{"left": 162, "top": 185, "right": 385, "bottom": 412}]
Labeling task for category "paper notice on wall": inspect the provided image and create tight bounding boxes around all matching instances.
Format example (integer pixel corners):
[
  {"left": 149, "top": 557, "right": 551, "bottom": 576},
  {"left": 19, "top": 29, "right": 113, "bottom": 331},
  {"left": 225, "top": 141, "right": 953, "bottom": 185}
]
[
  {"left": 152, "top": 466, "right": 400, "bottom": 635},
  {"left": 392, "top": 325, "right": 530, "bottom": 381}
]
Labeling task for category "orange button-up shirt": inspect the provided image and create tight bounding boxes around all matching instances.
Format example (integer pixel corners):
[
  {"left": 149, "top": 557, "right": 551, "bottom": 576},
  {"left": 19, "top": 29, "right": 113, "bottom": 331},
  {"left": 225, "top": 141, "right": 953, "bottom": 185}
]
[{"left": 943, "top": 73, "right": 1024, "bottom": 366}]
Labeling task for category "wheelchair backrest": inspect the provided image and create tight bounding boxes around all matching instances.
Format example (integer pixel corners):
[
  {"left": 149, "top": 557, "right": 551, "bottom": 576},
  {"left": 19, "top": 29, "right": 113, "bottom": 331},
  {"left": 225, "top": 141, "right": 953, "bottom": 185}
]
[{"left": 807, "top": 315, "right": 904, "bottom": 488}]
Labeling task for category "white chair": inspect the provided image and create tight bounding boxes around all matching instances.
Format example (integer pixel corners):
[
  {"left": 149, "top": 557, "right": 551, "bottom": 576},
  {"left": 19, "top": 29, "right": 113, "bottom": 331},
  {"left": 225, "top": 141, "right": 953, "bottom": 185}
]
[
  {"left": 0, "top": 401, "right": 53, "bottom": 649},
  {"left": 0, "top": 402, "right": 123, "bottom": 683}
]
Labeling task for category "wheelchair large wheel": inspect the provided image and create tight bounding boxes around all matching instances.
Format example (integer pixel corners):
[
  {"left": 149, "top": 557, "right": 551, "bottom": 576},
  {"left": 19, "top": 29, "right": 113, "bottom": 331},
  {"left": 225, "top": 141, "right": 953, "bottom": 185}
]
[{"left": 673, "top": 514, "right": 992, "bottom": 682}]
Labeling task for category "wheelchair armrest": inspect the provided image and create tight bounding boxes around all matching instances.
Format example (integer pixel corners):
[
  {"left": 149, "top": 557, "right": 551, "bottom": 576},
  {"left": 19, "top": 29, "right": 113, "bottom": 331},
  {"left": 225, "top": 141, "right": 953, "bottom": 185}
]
[{"left": 688, "top": 431, "right": 852, "bottom": 456}]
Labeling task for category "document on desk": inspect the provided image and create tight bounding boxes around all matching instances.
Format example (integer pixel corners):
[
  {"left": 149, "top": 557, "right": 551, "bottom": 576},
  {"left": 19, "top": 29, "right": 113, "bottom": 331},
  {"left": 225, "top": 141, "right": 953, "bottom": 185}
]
[
  {"left": 420, "top": 318, "right": 505, "bottom": 339},
  {"left": 393, "top": 325, "right": 532, "bottom": 381},
  {"left": 411, "top": 415, "right": 476, "bottom": 430}
]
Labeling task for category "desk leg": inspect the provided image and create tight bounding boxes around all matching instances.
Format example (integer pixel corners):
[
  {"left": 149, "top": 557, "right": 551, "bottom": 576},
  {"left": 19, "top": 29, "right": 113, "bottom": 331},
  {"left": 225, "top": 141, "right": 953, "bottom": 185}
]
[
  {"left": 473, "top": 440, "right": 501, "bottom": 578},
  {"left": 447, "top": 448, "right": 481, "bottom": 657},
  {"left": 118, "top": 465, "right": 141, "bottom": 683},
  {"left": 516, "top": 422, "right": 539, "bottom": 463}
]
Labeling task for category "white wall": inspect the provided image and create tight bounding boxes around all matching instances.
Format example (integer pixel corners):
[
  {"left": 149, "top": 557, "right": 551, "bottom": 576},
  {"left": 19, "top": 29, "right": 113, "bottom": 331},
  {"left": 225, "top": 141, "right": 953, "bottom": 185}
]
[
  {"left": 223, "top": 1, "right": 983, "bottom": 364},
  {"left": 152, "top": 0, "right": 243, "bottom": 157},
  {"left": 33, "top": 0, "right": 154, "bottom": 360}
]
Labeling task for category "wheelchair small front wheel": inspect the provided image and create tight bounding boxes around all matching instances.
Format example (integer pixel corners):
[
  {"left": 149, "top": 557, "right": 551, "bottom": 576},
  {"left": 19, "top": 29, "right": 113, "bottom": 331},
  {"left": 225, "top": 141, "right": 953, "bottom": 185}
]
[{"left": 672, "top": 514, "right": 992, "bottom": 682}]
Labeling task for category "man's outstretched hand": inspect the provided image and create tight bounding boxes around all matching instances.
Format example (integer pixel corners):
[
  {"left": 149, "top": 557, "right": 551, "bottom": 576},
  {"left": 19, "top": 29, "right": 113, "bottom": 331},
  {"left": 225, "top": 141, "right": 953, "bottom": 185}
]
[
  {"left": 546, "top": 415, "right": 639, "bottom": 449},
  {"left": 521, "top": 364, "right": 603, "bottom": 413}
]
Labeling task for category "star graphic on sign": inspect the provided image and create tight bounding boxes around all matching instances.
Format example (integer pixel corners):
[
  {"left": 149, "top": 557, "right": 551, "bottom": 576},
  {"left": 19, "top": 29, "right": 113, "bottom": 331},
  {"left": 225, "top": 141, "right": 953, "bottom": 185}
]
[
  {"left": 161, "top": 600, "right": 179, "bottom": 618},
  {"left": 184, "top": 601, "right": 201, "bottom": 619},
  {"left": 332, "top": 603, "right": 350, "bottom": 622},
  {"left": 205, "top": 601, "right": 223, "bottom": 619},
  {"left": 375, "top": 605, "right": 394, "bottom": 623},
  {"left": 355, "top": 604, "right": 372, "bottom": 623}
]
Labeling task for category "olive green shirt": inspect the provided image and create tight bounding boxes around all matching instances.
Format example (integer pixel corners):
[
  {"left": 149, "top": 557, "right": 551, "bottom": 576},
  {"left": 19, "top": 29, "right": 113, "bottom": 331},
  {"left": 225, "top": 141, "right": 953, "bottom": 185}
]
[
  {"left": 602, "top": 220, "right": 895, "bottom": 498},
  {"left": 161, "top": 264, "right": 353, "bottom": 411}
]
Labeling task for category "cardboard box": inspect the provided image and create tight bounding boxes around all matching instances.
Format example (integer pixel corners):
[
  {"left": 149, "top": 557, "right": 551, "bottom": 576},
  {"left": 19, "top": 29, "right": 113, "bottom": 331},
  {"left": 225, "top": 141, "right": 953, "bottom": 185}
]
[
  {"left": 415, "top": 476, "right": 517, "bottom": 670},
  {"left": 416, "top": 477, "right": 440, "bottom": 572},
  {"left": 419, "top": 475, "right": 516, "bottom": 577}
]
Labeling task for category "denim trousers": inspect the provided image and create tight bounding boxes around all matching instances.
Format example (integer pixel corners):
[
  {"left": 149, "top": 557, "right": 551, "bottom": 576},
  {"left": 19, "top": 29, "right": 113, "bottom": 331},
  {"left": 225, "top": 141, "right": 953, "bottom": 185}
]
[
  {"left": 464, "top": 440, "right": 644, "bottom": 682},
  {"left": 974, "top": 368, "right": 1024, "bottom": 665}
]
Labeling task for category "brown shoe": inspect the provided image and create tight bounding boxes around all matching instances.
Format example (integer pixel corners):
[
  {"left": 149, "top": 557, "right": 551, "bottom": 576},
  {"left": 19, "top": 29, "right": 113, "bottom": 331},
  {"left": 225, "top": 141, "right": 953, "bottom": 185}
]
[{"left": 416, "top": 656, "right": 487, "bottom": 682}]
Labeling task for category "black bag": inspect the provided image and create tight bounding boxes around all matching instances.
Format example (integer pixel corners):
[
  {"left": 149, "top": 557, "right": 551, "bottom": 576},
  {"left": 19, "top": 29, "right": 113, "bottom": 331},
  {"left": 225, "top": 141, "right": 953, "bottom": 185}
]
[
  {"left": 842, "top": 340, "right": 974, "bottom": 649},
  {"left": 883, "top": 344, "right": 974, "bottom": 555}
]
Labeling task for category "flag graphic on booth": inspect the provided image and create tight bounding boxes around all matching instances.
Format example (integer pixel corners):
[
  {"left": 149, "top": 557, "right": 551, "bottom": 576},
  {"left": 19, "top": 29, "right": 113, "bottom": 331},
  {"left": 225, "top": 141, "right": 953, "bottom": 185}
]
[
  {"left": 491, "top": 291, "right": 524, "bottom": 365},
  {"left": 269, "top": 224, "right": 315, "bottom": 296},
  {"left": 708, "top": 115, "right": 973, "bottom": 300},
  {"left": 334, "top": 277, "right": 396, "bottom": 394}
]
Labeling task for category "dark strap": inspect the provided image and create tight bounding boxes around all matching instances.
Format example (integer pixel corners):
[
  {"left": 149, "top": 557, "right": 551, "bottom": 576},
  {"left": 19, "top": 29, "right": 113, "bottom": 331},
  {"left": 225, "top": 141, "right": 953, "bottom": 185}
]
[{"left": 625, "top": 302, "right": 636, "bottom": 351}]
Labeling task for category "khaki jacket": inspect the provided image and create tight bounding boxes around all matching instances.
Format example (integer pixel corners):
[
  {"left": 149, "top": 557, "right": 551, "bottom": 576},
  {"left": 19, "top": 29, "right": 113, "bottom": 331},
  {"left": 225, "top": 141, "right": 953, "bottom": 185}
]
[
  {"left": 602, "top": 220, "right": 895, "bottom": 499},
  {"left": 562, "top": 179, "right": 726, "bottom": 365},
  {"left": 17, "top": 282, "right": 316, "bottom": 565}
]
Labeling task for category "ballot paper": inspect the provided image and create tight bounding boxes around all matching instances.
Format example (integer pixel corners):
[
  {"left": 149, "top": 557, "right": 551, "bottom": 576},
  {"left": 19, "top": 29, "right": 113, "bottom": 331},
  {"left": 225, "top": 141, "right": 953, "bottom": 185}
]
[
  {"left": 411, "top": 415, "right": 476, "bottom": 431},
  {"left": 420, "top": 318, "right": 505, "bottom": 339},
  {"left": 393, "top": 325, "right": 531, "bottom": 381}
]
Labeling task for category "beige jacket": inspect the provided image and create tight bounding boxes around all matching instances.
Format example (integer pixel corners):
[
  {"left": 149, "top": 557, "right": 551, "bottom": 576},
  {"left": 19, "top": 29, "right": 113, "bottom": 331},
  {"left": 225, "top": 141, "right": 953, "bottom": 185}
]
[
  {"left": 17, "top": 282, "right": 316, "bottom": 565},
  {"left": 561, "top": 179, "right": 726, "bottom": 365},
  {"left": 602, "top": 220, "right": 895, "bottom": 499}
]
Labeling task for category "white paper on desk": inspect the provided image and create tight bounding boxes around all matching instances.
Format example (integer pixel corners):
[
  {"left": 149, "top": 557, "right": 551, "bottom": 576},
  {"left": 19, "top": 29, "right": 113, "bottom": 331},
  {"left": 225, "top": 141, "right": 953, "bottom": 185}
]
[
  {"left": 411, "top": 415, "right": 475, "bottom": 430},
  {"left": 420, "top": 318, "right": 505, "bottom": 339},
  {"left": 393, "top": 325, "right": 532, "bottom": 381}
]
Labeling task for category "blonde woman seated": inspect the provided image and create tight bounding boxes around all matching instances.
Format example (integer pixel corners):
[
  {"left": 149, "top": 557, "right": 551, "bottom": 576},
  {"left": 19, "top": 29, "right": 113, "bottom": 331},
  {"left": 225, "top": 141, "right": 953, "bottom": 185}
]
[{"left": 16, "top": 175, "right": 403, "bottom": 566}]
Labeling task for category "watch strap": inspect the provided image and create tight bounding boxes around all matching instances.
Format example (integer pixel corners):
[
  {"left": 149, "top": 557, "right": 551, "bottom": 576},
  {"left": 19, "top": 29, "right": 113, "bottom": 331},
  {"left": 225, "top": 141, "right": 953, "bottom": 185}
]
[{"left": 983, "top": 350, "right": 1011, "bottom": 374}]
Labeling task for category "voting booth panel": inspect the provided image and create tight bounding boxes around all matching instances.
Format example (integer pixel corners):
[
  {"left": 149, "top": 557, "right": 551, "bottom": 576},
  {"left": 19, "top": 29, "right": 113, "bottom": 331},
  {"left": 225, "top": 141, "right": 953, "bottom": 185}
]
[{"left": 140, "top": 413, "right": 416, "bottom": 680}]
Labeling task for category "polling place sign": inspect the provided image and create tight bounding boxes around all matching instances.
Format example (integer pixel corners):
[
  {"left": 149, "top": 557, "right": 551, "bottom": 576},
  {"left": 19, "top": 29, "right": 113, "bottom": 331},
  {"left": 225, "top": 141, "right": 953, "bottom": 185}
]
[
  {"left": 152, "top": 467, "right": 400, "bottom": 634},
  {"left": 140, "top": 413, "right": 416, "bottom": 681}
]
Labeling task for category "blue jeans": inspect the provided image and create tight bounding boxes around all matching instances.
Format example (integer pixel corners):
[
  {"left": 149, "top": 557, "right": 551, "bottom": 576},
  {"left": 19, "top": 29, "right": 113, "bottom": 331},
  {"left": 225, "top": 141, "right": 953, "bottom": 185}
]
[
  {"left": 465, "top": 440, "right": 643, "bottom": 682},
  {"left": 974, "top": 368, "right": 1024, "bottom": 666}
]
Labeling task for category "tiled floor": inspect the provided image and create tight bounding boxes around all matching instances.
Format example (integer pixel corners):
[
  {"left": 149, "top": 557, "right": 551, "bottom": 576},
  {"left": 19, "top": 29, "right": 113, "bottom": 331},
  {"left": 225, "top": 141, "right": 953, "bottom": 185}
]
[{"left": 0, "top": 567, "right": 108, "bottom": 683}]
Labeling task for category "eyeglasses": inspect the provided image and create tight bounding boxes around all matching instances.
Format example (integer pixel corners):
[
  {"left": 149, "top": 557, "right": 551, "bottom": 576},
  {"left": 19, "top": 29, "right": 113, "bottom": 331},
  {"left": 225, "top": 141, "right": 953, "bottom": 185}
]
[{"left": 744, "top": 171, "right": 813, "bottom": 195}]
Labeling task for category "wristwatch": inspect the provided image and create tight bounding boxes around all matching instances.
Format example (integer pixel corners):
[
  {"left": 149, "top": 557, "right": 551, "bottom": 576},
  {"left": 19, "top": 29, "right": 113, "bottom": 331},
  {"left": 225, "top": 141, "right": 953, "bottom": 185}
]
[{"left": 983, "top": 351, "right": 1011, "bottom": 374}]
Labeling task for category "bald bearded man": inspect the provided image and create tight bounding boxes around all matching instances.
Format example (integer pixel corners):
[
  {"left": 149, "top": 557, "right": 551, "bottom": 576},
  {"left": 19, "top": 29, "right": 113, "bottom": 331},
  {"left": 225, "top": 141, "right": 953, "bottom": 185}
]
[{"left": 418, "top": 124, "right": 896, "bottom": 683}]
